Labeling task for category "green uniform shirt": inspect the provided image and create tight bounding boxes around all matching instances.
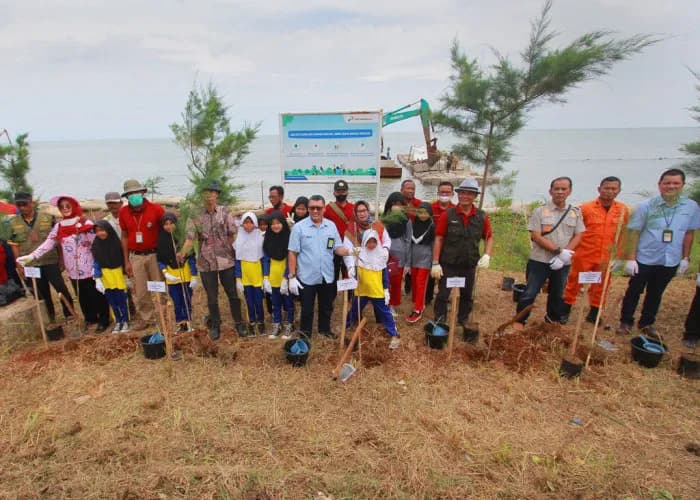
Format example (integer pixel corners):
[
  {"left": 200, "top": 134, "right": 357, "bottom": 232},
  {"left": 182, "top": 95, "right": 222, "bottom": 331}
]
[{"left": 9, "top": 211, "right": 58, "bottom": 266}]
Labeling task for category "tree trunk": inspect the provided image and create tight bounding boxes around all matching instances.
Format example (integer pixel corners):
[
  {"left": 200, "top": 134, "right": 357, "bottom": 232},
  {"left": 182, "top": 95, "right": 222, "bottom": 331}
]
[{"left": 478, "top": 121, "right": 495, "bottom": 210}]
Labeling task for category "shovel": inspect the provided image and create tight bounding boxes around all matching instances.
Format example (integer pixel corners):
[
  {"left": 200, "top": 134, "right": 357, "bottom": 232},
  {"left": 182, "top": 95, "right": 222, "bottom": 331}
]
[{"left": 560, "top": 284, "right": 588, "bottom": 378}]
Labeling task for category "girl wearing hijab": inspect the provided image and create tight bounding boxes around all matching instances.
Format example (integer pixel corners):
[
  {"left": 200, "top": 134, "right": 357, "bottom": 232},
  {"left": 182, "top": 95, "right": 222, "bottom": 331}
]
[
  {"left": 344, "top": 229, "right": 400, "bottom": 349},
  {"left": 234, "top": 211, "right": 265, "bottom": 337},
  {"left": 262, "top": 210, "right": 294, "bottom": 339},
  {"left": 18, "top": 195, "right": 110, "bottom": 333},
  {"left": 406, "top": 202, "right": 435, "bottom": 323},
  {"left": 157, "top": 213, "right": 198, "bottom": 333},
  {"left": 292, "top": 196, "right": 309, "bottom": 223},
  {"left": 92, "top": 220, "right": 129, "bottom": 333},
  {"left": 380, "top": 192, "right": 410, "bottom": 318}
]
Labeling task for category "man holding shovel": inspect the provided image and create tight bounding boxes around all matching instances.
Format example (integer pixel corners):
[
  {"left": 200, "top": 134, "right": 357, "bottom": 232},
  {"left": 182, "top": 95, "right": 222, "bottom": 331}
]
[
  {"left": 617, "top": 168, "right": 700, "bottom": 337},
  {"left": 514, "top": 177, "right": 585, "bottom": 330},
  {"left": 562, "top": 177, "right": 629, "bottom": 324},
  {"left": 430, "top": 177, "right": 493, "bottom": 330}
]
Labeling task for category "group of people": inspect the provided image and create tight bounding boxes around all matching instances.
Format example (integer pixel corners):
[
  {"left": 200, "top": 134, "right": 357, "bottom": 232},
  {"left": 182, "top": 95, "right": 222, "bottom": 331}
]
[{"left": 6, "top": 168, "right": 700, "bottom": 351}]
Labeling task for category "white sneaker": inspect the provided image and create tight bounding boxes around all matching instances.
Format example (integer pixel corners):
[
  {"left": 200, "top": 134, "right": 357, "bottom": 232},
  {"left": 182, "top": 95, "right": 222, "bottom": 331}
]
[
  {"left": 119, "top": 322, "right": 130, "bottom": 333},
  {"left": 389, "top": 337, "right": 401, "bottom": 349},
  {"left": 111, "top": 322, "right": 122, "bottom": 334},
  {"left": 280, "top": 323, "right": 293, "bottom": 340},
  {"left": 268, "top": 323, "right": 282, "bottom": 339}
]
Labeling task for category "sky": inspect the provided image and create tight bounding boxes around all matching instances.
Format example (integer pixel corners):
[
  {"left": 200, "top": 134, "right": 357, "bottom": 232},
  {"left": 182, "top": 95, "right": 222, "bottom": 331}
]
[{"left": 1, "top": 0, "right": 699, "bottom": 141}]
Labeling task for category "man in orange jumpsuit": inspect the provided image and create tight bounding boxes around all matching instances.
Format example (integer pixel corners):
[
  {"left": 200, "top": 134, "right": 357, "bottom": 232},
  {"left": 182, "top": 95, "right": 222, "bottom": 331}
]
[{"left": 562, "top": 176, "right": 629, "bottom": 323}]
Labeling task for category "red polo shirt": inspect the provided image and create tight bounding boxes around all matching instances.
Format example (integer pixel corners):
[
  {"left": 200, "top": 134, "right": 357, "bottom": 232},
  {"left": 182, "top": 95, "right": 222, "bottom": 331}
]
[
  {"left": 431, "top": 200, "right": 456, "bottom": 224},
  {"left": 435, "top": 204, "right": 493, "bottom": 239},
  {"left": 324, "top": 201, "right": 355, "bottom": 237},
  {"left": 265, "top": 203, "right": 292, "bottom": 217},
  {"left": 119, "top": 199, "right": 165, "bottom": 252}
]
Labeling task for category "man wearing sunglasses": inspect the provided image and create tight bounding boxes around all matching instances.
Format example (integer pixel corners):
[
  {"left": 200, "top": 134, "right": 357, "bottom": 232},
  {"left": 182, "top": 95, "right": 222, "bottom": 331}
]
[
  {"left": 288, "top": 194, "right": 351, "bottom": 339},
  {"left": 8, "top": 191, "right": 75, "bottom": 323}
]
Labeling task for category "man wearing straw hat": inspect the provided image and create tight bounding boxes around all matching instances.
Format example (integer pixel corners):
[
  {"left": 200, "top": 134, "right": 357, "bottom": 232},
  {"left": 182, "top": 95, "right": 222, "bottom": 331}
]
[
  {"left": 119, "top": 179, "right": 164, "bottom": 329},
  {"left": 561, "top": 176, "right": 629, "bottom": 324},
  {"left": 178, "top": 181, "right": 246, "bottom": 340},
  {"left": 430, "top": 177, "right": 493, "bottom": 329}
]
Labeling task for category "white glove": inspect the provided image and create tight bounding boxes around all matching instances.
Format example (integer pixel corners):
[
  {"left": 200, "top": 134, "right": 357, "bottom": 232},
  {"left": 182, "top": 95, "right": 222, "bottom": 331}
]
[
  {"left": 559, "top": 248, "right": 575, "bottom": 265},
  {"left": 263, "top": 277, "right": 272, "bottom": 294},
  {"left": 624, "top": 260, "right": 639, "bottom": 276},
  {"left": 678, "top": 258, "right": 690, "bottom": 276},
  {"left": 236, "top": 279, "right": 244, "bottom": 295},
  {"left": 288, "top": 277, "right": 303, "bottom": 296},
  {"left": 384, "top": 289, "right": 390, "bottom": 305},
  {"left": 163, "top": 271, "right": 178, "bottom": 282},
  {"left": 94, "top": 278, "right": 105, "bottom": 294},
  {"left": 477, "top": 254, "right": 491, "bottom": 269},
  {"left": 125, "top": 278, "right": 133, "bottom": 289},
  {"left": 352, "top": 246, "right": 361, "bottom": 256},
  {"left": 280, "top": 279, "right": 289, "bottom": 295},
  {"left": 430, "top": 263, "right": 443, "bottom": 279},
  {"left": 16, "top": 255, "right": 32, "bottom": 266},
  {"left": 549, "top": 256, "right": 564, "bottom": 271},
  {"left": 348, "top": 267, "right": 356, "bottom": 279},
  {"left": 189, "top": 277, "right": 200, "bottom": 290}
]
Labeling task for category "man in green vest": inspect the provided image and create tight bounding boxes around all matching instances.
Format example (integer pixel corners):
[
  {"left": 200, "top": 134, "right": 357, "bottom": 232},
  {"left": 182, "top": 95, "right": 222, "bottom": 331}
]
[
  {"left": 8, "top": 192, "right": 74, "bottom": 323},
  {"left": 430, "top": 178, "right": 494, "bottom": 327}
]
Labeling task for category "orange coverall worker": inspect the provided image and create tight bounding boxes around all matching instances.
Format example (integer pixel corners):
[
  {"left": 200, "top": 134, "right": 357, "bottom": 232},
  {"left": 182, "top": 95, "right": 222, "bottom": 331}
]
[{"left": 563, "top": 199, "right": 629, "bottom": 308}]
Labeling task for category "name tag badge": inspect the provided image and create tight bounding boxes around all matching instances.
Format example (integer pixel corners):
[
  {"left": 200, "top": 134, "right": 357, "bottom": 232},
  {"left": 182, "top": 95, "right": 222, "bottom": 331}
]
[
  {"left": 135, "top": 231, "right": 144, "bottom": 244},
  {"left": 662, "top": 229, "right": 673, "bottom": 243},
  {"left": 326, "top": 237, "right": 335, "bottom": 249}
]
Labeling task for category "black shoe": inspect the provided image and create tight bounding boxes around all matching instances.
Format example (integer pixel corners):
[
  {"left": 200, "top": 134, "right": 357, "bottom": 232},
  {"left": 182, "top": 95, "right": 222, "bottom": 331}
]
[
  {"left": 209, "top": 324, "right": 221, "bottom": 341},
  {"left": 95, "top": 323, "right": 109, "bottom": 334},
  {"left": 585, "top": 307, "right": 600, "bottom": 324},
  {"left": 560, "top": 303, "right": 572, "bottom": 324},
  {"left": 237, "top": 323, "right": 252, "bottom": 338},
  {"left": 319, "top": 330, "right": 337, "bottom": 339}
]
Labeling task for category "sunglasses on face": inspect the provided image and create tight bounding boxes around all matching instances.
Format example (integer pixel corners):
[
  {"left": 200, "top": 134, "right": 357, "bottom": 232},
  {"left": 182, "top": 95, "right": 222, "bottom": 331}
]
[{"left": 308, "top": 206, "right": 324, "bottom": 211}]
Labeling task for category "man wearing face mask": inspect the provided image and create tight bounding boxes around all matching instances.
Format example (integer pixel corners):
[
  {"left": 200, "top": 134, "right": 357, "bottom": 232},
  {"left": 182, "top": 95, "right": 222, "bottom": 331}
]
[{"left": 119, "top": 179, "right": 165, "bottom": 329}]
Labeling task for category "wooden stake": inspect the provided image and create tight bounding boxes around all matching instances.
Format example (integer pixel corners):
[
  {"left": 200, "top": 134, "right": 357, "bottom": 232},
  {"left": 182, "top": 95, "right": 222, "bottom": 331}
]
[
  {"left": 332, "top": 318, "right": 366, "bottom": 378},
  {"left": 569, "top": 284, "right": 589, "bottom": 357},
  {"left": 447, "top": 287, "right": 460, "bottom": 356},
  {"left": 338, "top": 290, "right": 348, "bottom": 356},
  {"left": 57, "top": 292, "right": 77, "bottom": 318},
  {"left": 30, "top": 277, "right": 48, "bottom": 347},
  {"left": 155, "top": 294, "right": 172, "bottom": 360}
]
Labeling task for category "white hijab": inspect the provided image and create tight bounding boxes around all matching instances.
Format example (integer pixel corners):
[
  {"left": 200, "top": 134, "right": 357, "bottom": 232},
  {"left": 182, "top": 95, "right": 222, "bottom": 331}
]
[
  {"left": 233, "top": 211, "right": 264, "bottom": 262},
  {"left": 357, "top": 229, "right": 387, "bottom": 271}
]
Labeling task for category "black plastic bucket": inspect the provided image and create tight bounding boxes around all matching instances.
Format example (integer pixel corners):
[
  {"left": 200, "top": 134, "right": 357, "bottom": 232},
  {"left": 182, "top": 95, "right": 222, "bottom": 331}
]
[
  {"left": 284, "top": 334, "right": 310, "bottom": 367},
  {"left": 630, "top": 336, "right": 666, "bottom": 368},
  {"left": 512, "top": 284, "right": 526, "bottom": 303},
  {"left": 140, "top": 334, "right": 166, "bottom": 360},
  {"left": 46, "top": 325, "right": 64, "bottom": 341},
  {"left": 678, "top": 353, "right": 700, "bottom": 379},
  {"left": 501, "top": 277, "right": 515, "bottom": 291},
  {"left": 424, "top": 322, "right": 449, "bottom": 349},
  {"left": 462, "top": 323, "right": 480, "bottom": 344},
  {"left": 559, "top": 356, "right": 583, "bottom": 378}
]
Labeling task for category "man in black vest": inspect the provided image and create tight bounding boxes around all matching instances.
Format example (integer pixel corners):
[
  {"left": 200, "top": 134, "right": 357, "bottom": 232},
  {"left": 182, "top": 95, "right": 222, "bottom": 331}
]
[{"left": 430, "top": 177, "right": 493, "bottom": 326}]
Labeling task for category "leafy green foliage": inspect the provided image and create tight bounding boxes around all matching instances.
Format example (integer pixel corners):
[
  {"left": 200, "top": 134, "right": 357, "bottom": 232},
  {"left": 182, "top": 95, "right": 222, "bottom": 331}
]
[
  {"left": 144, "top": 175, "right": 164, "bottom": 200},
  {"left": 680, "top": 69, "right": 700, "bottom": 176},
  {"left": 491, "top": 170, "right": 519, "bottom": 208},
  {"left": 0, "top": 132, "right": 32, "bottom": 200},
  {"left": 433, "top": 0, "right": 659, "bottom": 208},
  {"left": 170, "top": 83, "right": 260, "bottom": 205}
]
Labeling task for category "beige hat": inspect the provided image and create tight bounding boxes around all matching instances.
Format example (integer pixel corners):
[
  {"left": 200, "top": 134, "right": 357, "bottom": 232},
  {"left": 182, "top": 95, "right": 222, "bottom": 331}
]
[
  {"left": 105, "top": 191, "right": 122, "bottom": 203},
  {"left": 122, "top": 179, "right": 147, "bottom": 197}
]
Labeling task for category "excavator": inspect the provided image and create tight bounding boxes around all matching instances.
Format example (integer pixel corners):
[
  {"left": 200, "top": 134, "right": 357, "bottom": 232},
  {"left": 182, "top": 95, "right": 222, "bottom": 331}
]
[{"left": 382, "top": 99, "right": 440, "bottom": 166}]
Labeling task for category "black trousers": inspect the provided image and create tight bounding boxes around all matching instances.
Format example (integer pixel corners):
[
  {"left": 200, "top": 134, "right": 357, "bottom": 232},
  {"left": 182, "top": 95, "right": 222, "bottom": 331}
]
[
  {"left": 620, "top": 263, "right": 677, "bottom": 328},
  {"left": 70, "top": 278, "right": 110, "bottom": 327},
  {"left": 24, "top": 263, "right": 74, "bottom": 321},
  {"left": 199, "top": 267, "right": 242, "bottom": 326},
  {"left": 684, "top": 286, "right": 700, "bottom": 341},
  {"left": 434, "top": 263, "right": 476, "bottom": 324},
  {"left": 299, "top": 279, "right": 335, "bottom": 336}
]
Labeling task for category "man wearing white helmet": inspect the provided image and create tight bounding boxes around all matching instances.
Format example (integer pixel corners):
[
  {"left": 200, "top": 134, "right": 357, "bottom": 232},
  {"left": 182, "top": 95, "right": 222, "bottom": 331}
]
[{"left": 430, "top": 177, "right": 493, "bottom": 328}]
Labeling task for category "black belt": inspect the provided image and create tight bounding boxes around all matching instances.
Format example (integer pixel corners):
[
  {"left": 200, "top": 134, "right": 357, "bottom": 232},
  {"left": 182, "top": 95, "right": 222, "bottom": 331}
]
[{"left": 131, "top": 249, "right": 156, "bottom": 256}]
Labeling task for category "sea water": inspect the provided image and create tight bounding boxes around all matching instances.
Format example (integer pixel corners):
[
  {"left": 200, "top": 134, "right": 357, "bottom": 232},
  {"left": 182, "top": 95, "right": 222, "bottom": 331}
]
[{"left": 27, "top": 127, "right": 697, "bottom": 208}]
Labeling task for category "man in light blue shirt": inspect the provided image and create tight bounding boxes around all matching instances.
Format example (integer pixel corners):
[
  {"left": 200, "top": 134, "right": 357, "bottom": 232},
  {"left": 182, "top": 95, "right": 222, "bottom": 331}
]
[
  {"left": 288, "top": 194, "right": 350, "bottom": 339},
  {"left": 618, "top": 168, "right": 700, "bottom": 336}
]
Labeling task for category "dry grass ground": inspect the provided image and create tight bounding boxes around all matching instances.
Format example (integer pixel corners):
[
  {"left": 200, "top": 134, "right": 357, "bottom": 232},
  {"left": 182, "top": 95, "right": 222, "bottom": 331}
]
[{"left": 1, "top": 270, "right": 699, "bottom": 499}]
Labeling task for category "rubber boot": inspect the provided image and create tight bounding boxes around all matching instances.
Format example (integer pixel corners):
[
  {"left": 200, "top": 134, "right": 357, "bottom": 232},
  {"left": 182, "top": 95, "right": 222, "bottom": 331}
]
[{"left": 209, "top": 321, "right": 221, "bottom": 341}]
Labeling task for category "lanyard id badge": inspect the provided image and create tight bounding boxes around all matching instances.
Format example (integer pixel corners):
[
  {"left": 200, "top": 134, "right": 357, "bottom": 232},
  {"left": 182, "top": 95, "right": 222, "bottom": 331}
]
[
  {"left": 326, "top": 237, "right": 335, "bottom": 249},
  {"left": 135, "top": 231, "right": 144, "bottom": 244},
  {"left": 662, "top": 229, "right": 673, "bottom": 243}
]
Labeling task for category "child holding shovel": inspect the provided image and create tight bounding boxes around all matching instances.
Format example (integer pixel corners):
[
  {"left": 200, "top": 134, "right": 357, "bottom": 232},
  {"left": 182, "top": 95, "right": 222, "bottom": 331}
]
[
  {"left": 234, "top": 211, "right": 265, "bottom": 337},
  {"left": 344, "top": 229, "right": 400, "bottom": 349},
  {"left": 262, "top": 211, "right": 294, "bottom": 339},
  {"left": 157, "top": 213, "right": 198, "bottom": 333},
  {"left": 91, "top": 220, "right": 130, "bottom": 333}
]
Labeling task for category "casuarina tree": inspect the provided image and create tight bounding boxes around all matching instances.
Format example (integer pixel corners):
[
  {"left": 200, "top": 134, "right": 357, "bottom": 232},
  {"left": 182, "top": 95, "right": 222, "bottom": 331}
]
[
  {"left": 170, "top": 82, "right": 259, "bottom": 205},
  {"left": 680, "top": 69, "right": 700, "bottom": 201},
  {"left": 0, "top": 130, "right": 32, "bottom": 201},
  {"left": 432, "top": 0, "right": 660, "bottom": 208}
]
